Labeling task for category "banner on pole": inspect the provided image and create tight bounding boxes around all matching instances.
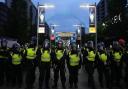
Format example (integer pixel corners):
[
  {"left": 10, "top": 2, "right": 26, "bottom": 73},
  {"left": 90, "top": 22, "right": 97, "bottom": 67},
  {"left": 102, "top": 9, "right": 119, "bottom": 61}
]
[
  {"left": 38, "top": 5, "right": 45, "bottom": 33},
  {"left": 89, "top": 6, "right": 96, "bottom": 33},
  {"left": 89, "top": 27, "right": 96, "bottom": 33},
  {"left": 38, "top": 26, "right": 45, "bottom": 33}
]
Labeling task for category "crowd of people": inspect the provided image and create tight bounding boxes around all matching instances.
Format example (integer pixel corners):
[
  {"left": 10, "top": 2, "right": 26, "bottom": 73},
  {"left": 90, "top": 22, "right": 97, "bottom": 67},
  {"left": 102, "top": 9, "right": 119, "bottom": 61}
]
[{"left": 0, "top": 38, "right": 128, "bottom": 89}]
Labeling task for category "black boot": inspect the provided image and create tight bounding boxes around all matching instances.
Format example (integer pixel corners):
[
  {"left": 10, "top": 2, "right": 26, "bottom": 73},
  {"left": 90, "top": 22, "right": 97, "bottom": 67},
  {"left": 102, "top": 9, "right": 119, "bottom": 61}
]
[
  {"left": 62, "top": 84, "right": 66, "bottom": 89},
  {"left": 69, "top": 84, "right": 73, "bottom": 89},
  {"left": 74, "top": 84, "right": 78, "bottom": 89},
  {"left": 46, "top": 85, "right": 50, "bottom": 89},
  {"left": 52, "top": 83, "right": 57, "bottom": 88}
]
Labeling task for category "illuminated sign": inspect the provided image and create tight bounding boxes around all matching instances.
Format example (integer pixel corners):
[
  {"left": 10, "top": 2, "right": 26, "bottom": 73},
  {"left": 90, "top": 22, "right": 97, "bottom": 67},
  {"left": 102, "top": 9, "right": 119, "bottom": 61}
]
[
  {"left": 89, "top": 27, "right": 96, "bottom": 33},
  {"left": 89, "top": 7, "right": 95, "bottom": 26},
  {"left": 89, "top": 6, "right": 96, "bottom": 33},
  {"left": 38, "top": 26, "right": 45, "bottom": 33},
  {"left": 38, "top": 5, "right": 45, "bottom": 33},
  {"left": 50, "top": 35, "right": 55, "bottom": 40},
  {"left": 39, "top": 6, "right": 45, "bottom": 25},
  {"left": 57, "top": 32, "right": 74, "bottom": 37}
]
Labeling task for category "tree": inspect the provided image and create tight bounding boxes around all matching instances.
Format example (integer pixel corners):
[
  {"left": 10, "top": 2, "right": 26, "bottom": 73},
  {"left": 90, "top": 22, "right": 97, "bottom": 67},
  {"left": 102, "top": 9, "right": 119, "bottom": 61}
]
[{"left": 7, "top": 0, "right": 28, "bottom": 43}]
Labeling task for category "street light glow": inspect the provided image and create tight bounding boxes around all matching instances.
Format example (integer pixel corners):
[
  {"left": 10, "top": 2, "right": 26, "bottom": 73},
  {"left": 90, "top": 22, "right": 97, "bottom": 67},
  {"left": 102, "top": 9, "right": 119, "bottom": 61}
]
[
  {"left": 50, "top": 24, "right": 60, "bottom": 27},
  {"left": 102, "top": 23, "right": 105, "bottom": 27},
  {"left": 80, "top": 4, "right": 95, "bottom": 8},
  {"left": 73, "top": 24, "right": 81, "bottom": 27},
  {"left": 39, "top": 4, "right": 55, "bottom": 9},
  {"left": 51, "top": 29, "right": 55, "bottom": 34}
]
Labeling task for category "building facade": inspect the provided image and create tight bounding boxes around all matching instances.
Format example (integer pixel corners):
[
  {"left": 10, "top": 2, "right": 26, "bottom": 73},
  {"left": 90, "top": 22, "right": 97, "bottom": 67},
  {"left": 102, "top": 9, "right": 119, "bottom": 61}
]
[
  {"left": 97, "top": 0, "right": 108, "bottom": 23},
  {"left": 0, "top": 2, "right": 9, "bottom": 36},
  {"left": 6, "top": 0, "right": 38, "bottom": 35}
]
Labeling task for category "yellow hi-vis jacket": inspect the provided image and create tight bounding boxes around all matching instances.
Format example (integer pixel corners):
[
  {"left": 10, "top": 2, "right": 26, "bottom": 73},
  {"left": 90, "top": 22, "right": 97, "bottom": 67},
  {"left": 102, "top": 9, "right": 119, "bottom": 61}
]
[
  {"left": 87, "top": 51, "right": 96, "bottom": 61},
  {"left": 56, "top": 50, "right": 63, "bottom": 60},
  {"left": 11, "top": 54, "right": 22, "bottom": 65},
  {"left": 98, "top": 53, "right": 107, "bottom": 62},
  {"left": 69, "top": 54, "right": 80, "bottom": 66},
  {"left": 113, "top": 52, "right": 122, "bottom": 62},
  {"left": 41, "top": 50, "right": 51, "bottom": 62},
  {"left": 26, "top": 48, "right": 36, "bottom": 60}
]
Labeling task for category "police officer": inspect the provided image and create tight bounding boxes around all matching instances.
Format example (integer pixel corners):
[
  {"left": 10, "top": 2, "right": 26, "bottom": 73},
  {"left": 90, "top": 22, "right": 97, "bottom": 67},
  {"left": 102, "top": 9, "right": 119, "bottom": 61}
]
[
  {"left": 10, "top": 43, "right": 23, "bottom": 88},
  {"left": 124, "top": 44, "right": 128, "bottom": 88},
  {"left": 82, "top": 43, "right": 89, "bottom": 71},
  {"left": 86, "top": 41, "right": 96, "bottom": 89},
  {"left": 24, "top": 43, "right": 37, "bottom": 89},
  {"left": 67, "top": 44, "right": 81, "bottom": 88},
  {"left": 0, "top": 38, "right": 11, "bottom": 86},
  {"left": 110, "top": 41, "right": 123, "bottom": 88},
  {"left": 52, "top": 40, "right": 66, "bottom": 89},
  {"left": 38, "top": 39, "right": 51, "bottom": 89},
  {"left": 97, "top": 45, "right": 110, "bottom": 88}
]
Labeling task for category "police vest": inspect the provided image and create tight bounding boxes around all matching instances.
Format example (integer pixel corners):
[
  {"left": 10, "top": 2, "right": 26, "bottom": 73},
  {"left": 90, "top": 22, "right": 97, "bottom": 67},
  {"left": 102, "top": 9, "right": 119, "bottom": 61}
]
[
  {"left": 41, "top": 50, "right": 51, "bottom": 62},
  {"left": 98, "top": 53, "right": 107, "bottom": 62},
  {"left": 69, "top": 54, "right": 80, "bottom": 66},
  {"left": 113, "top": 52, "right": 122, "bottom": 62},
  {"left": 11, "top": 53, "right": 22, "bottom": 65},
  {"left": 87, "top": 51, "right": 96, "bottom": 61},
  {"left": 56, "top": 50, "right": 63, "bottom": 60},
  {"left": 26, "top": 48, "right": 36, "bottom": 60}
]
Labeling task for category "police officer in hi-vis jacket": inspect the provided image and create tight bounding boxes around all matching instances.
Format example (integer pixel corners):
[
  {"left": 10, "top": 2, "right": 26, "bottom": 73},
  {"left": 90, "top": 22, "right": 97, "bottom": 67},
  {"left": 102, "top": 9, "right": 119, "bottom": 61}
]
[{"left": 67, "top": 43, "right": 82, "bottom": 89}]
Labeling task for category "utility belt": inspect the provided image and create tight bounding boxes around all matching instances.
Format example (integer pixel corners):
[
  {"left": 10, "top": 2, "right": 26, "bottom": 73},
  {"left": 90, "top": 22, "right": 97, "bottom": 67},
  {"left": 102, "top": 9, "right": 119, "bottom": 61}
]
[
  {"left": 114, "top": 60, "right": 121, "bottom": 66},
  {"left": 87, "top": 60, "right": 95, "bottom": 67},
  {"left": 0, "top": 58, "right": 10, "bottom": 63},
  {"left": 41, "top": 61, "right": 51, "bottom": 65},
  {"left": 26, "top": 58, "right": 36, "bottom": 63},
  {"left": 100, "top": 61, "right": 107, "bottom": 65},
  {"left": 0, "top": 59, "right": 7, "bottom": 62}
]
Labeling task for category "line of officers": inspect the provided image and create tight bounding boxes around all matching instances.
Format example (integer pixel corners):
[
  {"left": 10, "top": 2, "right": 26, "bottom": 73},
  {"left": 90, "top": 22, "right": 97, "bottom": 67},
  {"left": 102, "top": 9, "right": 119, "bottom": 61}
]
[{"left": 0, "top": 38, "right": 128, "bottom": 89}]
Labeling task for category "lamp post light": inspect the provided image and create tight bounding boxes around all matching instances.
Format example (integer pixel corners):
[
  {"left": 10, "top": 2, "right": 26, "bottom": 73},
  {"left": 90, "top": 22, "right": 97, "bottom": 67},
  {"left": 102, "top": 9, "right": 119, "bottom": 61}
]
[
  {"left": 37, "top": 3, "right": 55, "bottom": 47},
  {"left": 80, "top": 3, "right": 97, "bottom": 51}
]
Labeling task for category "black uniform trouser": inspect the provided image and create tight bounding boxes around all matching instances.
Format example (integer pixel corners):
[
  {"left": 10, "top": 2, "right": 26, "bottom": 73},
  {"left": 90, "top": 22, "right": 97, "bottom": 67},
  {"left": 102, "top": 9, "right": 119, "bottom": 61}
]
[
  {"left": 97, "top": 66, "right": 110, "bottom": 88},
  {"left": 53, "top": 66, "right": 66, "bottom": 86},
  {"left": 11, "top": 64, "right": 22, "bottom": 87},
  {"left": 111, "top": 62, "right": 122, "bottom": 87},
  {"left": 86, "top": 61, "right": 95, "bottom": 89},
  {"left": 0, "top": 60, "right": 11, "bottom": 86},
  {"left": 69, "top": 67, "right": 78, "bottom": 86},
  {"left": 125, "top": 65, "right": 128, "bottom": 87},
  {"left": 39, "top": 62, "right": 50, "bottom": 88},
  {"left": 25, "top": 61, "right": 36, "bottom": 89}
]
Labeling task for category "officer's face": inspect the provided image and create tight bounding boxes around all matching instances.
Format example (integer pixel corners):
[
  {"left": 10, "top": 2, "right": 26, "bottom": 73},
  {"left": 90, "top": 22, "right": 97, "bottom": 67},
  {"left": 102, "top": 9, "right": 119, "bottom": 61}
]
[
  {"left": 58, "top": 44, "right": 62, "bottom": 48},
  {"left": 73, "top": 47, "right": 77, "bottom": 51}
]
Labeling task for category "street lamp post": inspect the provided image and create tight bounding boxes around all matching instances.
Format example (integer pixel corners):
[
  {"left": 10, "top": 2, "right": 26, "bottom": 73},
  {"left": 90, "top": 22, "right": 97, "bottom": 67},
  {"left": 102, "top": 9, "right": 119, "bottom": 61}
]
[
  {"left": 37, "top": 3, "right": 55, "bottom": 47},
  {"left": 73, "top": 24, "right": 82, "bottom": 49},
  {"left": 80, "top": 3, "right": 97, "bottom": 51}
]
